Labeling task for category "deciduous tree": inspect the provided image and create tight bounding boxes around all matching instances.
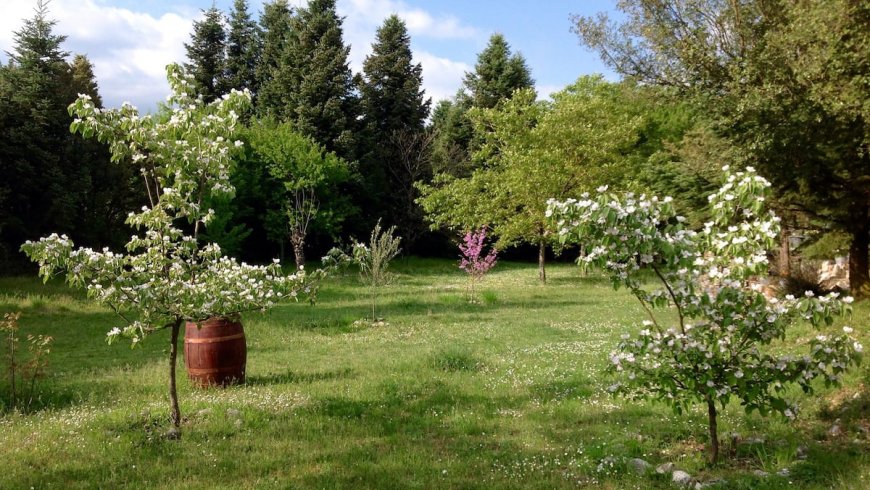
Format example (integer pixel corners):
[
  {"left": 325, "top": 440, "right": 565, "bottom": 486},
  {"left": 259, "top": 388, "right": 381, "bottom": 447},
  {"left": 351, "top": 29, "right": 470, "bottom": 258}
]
[{"left": 573, "top": 0, "right": 870, "bottom": 297}]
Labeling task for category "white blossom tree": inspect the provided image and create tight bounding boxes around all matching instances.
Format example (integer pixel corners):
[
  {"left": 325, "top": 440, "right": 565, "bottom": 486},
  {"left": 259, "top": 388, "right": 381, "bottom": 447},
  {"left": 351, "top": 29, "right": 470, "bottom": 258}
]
[
  {"left": 21, "top": 64, "right": 325, "bottom": 434},
  {"left": 547, "top": 166, "right": 862, "bottom": 463}
]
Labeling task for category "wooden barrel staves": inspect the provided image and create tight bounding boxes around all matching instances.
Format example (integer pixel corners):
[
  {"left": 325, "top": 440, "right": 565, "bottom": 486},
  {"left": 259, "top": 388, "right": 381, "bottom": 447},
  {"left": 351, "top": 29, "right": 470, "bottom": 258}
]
[{"left": 184, "top": 317, "right": 247, "bottom": 387}]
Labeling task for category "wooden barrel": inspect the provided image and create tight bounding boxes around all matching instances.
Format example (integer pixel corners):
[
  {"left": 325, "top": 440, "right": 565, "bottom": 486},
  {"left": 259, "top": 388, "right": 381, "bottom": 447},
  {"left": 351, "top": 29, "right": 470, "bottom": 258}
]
[{"left": 184, "top": 317, "right": 246, "bottom": 387}]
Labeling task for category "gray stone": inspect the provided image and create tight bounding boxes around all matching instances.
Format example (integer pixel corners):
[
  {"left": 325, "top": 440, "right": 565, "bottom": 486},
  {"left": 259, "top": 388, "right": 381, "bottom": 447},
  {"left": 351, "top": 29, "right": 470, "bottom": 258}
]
[
  {"left": 752, "top": 469, "right": 769, "bottom": 478},
  {"left": 796, "top": 445, "right": 809, "bottom": 460},
  {"left": 226, "top": 408, "right": 241, "bottom": 419},
  {"left": 627, "top": 458, "right": 652, "bottom": 474},
  {"left": 672, "top": 470, "right": 694, "bottom": 487},
  {"left": 828, "top": 424, "right": 842, "bottom": 437},
  {"left": 695, "top": 479, "right": 726, "bottom": 489},
  {"left": 777, "top": 468, "right": 791, "bottom": 477},
  {"left": 656, "top": 462, "right": 677, "bottom": 474}
]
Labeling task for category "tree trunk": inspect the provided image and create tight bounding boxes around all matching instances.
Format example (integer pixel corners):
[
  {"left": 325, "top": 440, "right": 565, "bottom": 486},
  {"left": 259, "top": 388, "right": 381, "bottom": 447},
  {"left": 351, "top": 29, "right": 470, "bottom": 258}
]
[
  {"left": 290, "top": 233, "right": 305, "bottom": 269},
  {"left": 779, "top": 226, "right": 791, "bottom": 277},
  {"left": 538, "top": 240, "right": 547, "bottom": 284},
  {"left": 706, "top": 397, "right": 719, "bottom": 464},
  {"left": 848, "top": 204, "right": 869, "bottom": 299},
  {"left": 8, "top": 329, "right": 15, "bottom": 407},
  {"left": 168, "top": 319, "right": 182, "bottom": 430}
]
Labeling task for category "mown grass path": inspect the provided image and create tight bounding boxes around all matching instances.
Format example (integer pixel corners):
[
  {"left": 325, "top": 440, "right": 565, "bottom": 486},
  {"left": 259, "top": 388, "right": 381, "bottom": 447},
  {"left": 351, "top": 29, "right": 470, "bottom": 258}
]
[{"left": 1, "top": 259, "right": 867, "bottom": 489}]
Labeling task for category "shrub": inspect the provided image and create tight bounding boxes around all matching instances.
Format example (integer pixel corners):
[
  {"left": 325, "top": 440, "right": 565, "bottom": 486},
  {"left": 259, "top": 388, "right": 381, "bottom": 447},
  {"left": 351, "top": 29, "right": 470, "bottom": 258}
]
[
  {"left": 353, "top": 220, "right": 401, "bottom": 322},
  {"left": 547, "top": 166, "right": 862, "bottom": 463}
]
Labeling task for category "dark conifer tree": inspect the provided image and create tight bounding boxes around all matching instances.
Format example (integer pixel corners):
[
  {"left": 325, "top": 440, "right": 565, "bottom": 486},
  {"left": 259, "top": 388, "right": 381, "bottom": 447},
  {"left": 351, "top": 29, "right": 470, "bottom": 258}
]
[
  {"left": 255, "top": 0, "right": 293, "bottom": 117},
  {"left": 184, "top": 6, "right": 226, "bottom": 102},
  {"left": 0, "top": 1, "right": 71, "bottom": 269},
  {"left": 359, "top": 15, "right": 431, "bottom": 244},
  {"left": 0, "top": 2, "right": 137, "bottom": 270},
  {"left": 463, "top": 33, "right": 534, "bottom": 109},
  {"left": 431, "top": 34, "right": 534, "bottom": 178},
  {"left": 282, "top": 0, "right": 358, "bottom": 160},
  {"left": 224, "top": 0, "right": 260, "bottom": 95}
]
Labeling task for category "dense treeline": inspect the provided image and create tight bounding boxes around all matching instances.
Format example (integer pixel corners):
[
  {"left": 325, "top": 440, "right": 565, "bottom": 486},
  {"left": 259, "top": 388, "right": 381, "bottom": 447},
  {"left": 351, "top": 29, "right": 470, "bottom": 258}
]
[
  {"left": 0, "top": 2, "right": 140, "bottom": 272},
  {"left": 1, "top": 0, "right": 866, "bottom": 297}
]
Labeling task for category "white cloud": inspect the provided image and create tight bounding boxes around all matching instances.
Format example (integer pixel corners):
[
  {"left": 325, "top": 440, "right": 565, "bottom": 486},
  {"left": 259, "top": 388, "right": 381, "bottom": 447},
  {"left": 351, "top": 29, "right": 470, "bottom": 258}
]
[
  {"left": 340, "top": 0, "right": 477, "bottom": 40},
  {"left": 0, "top": 0, "right": 196, "bottom": 111},
  {"left": 535, "top": 83, "right": 565, "bottom": 100},
  {"left": 414, "top": 51, "right": 470, "bottom": 103}
]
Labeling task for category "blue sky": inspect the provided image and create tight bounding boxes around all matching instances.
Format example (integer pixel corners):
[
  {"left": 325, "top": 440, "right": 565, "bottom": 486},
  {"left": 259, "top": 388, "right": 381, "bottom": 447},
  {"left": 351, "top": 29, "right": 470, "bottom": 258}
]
[{"left": 0, "top": 0, "right": 620, "bottom": 111}]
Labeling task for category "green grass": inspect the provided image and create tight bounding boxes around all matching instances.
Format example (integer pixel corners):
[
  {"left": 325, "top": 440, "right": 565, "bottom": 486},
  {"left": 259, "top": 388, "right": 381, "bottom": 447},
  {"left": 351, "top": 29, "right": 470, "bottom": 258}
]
[{"left": 0, "top": 258, "right": 868, "bottom": 489}]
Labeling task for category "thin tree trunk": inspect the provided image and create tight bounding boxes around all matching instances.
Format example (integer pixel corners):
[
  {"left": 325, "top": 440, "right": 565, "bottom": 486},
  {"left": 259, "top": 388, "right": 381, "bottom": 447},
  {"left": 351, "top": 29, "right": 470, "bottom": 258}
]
[
  {"left": 291, "top": 235, "right": 305, "bottom": 269},
  {"left": 538, "top": 240, "right": 547, "bottom": 284},
  {"left": 9, "top": 330, "right": 15, "bottom": 407},
  {"left": 849, "top": 203, "right": 869, "bottom": 299},
  {"left": 707, "top": 397, "right": 719, "bottom": 464},
  {"left": 168, "top": 319, "right": 182, "bottom": 430},
  {"left": 779, "top": 226, "right": 791, "bottom": 277}
]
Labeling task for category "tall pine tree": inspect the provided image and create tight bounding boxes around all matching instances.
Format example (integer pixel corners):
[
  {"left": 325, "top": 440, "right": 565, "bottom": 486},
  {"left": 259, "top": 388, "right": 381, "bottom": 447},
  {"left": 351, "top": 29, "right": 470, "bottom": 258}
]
[
  {"left": 463, "top": 33, "right": 534, "bottom": 109},
  {"left": 282, "top": 0, "right": 358, "bottom": 160},
  {"left": 255, "top": 0, "right": 293, "bottom": 117},
  {"left": 0, "top": 2, "right": 137, "bottom": 270},
  {"left": 359, "top": 15, "right": 431, "bottom": 244},
  {"left": 0, "top": 1, "right": 70, "bottom": 269},
  {"left": 223, "top": 0, "right": 260, "bottom": 95},
  {"left": 431, "top": 34, "right": 534, "bottom": 177},
  {"left": 184, "top": 6, "right": 226, "bottom": 102}
]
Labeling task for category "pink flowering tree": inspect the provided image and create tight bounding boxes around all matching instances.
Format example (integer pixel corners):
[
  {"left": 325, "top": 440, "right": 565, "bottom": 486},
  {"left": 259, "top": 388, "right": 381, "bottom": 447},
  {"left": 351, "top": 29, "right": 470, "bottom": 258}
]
[
  {"left": 459, "top": 228, "right": 498, "bottom": 302},
  {"left": 547, "top": 166, "right": 862, "bottom": 463}
]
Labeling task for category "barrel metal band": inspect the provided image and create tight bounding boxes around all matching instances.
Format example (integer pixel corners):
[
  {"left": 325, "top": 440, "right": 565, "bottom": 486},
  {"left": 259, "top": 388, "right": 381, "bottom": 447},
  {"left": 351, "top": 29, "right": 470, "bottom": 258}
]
[{"left": 185, "top": 333, "right": 245, "bottom": 344}]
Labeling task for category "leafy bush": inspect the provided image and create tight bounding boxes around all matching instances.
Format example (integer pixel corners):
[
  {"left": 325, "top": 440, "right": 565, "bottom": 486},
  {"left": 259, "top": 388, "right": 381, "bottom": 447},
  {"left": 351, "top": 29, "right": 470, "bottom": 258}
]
[{"left": 547, "top": 166, "right": 862, "bottom": 463}]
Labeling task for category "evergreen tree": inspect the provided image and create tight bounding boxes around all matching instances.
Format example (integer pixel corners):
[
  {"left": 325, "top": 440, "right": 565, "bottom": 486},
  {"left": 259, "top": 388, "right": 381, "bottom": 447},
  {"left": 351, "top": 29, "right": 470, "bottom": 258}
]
[
  {"left": 361, "top": 16, "right": 429, "bottom": 137},
  {"left": 0, "top": 1, "right": 71, "bottom": 269},
  {"left": 184, "top": 6, "right": 226, "bottom": 102},
  {"left": 255, "top": 0, "right": 293, "bottom": 117},
  {"left": 0, "top": 2, "right": 137, "bottom": 271},
  {"left": 68, "top": 54, "right": 102, "bottom": 106},
  {"left": 62, "top": 55, "right": 141, "bottom": 249},
  {"left": 463, "top": 33, "right": 534, "bottom": 109},
  {"left": 431, "top": 34, "right": 534, "bottom": 178},
  {"left": 430, "top": 94, "right": 474, "bottom": 176},
  {"left": 359, "top": 15, "right": 431, "bottom": 244},
  {"left": 282, "top": 0, "right": 358, "bottom": 160},
  {"left": 224, "top": 0, "right": 260, "bottom": 96}
]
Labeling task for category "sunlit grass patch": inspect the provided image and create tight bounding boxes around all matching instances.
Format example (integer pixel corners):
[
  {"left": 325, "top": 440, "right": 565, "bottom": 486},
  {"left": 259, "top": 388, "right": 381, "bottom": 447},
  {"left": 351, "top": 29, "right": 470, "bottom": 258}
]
[{"left": 0, "top": 259, "right": 867, "bottom": 488}]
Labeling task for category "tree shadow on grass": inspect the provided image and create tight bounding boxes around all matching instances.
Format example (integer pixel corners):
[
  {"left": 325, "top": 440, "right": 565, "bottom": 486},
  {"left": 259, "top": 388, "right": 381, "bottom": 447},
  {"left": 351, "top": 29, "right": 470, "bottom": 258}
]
[{"left": 246, "top": 367, "right": 356, "bottom": 386}]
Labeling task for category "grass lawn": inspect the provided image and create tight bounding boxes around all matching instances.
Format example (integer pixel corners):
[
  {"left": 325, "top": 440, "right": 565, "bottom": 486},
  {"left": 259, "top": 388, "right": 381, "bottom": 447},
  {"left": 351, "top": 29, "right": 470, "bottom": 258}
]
[{"left": 0, "top": 258, "right": 868, "bottom": 489}]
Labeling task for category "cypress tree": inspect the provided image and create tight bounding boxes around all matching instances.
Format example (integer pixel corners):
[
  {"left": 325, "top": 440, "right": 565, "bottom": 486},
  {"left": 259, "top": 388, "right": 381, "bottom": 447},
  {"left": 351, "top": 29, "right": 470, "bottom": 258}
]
[
  {"left": 224, "top": 0, "right": 260, "bottom": 95},
  {"left": 184, "top": 6, "right": 226, "bottom": 102}
]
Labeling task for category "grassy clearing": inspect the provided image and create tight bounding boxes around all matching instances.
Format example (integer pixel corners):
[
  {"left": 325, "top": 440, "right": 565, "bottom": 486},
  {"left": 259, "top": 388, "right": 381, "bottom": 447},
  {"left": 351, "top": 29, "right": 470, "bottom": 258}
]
[{"left": 0, "top": 258, "right": 868, "bottom": 489}]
